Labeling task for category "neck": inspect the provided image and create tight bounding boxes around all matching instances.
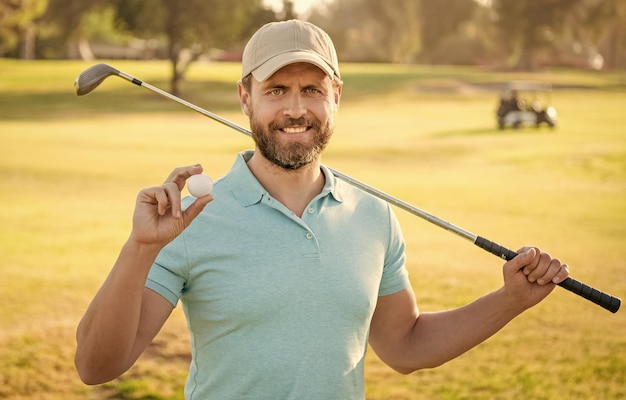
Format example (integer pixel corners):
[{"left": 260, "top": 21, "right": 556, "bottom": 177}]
[{"left": 247, "top": 150, "right": 325, "bottom": 217}]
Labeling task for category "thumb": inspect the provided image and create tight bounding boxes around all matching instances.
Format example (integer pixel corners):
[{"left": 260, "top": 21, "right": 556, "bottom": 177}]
[
  {"left": 181, "top": 195, "right": 213, "bottom": 226},
  {"left": 506, "top": 247, "right": 536, "bottom": 273}
]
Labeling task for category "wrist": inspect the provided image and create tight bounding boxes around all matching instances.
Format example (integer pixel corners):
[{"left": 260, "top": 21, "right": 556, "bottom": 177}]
[
  {"left": 123, "top": 236, "right": 164, "bottom": 261},
  {"left": 494, "top": 287, "right": 528, "bottom": 316}
]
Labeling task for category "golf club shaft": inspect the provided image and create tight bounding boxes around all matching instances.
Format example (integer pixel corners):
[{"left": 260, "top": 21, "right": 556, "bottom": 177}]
[
  {"left": 115, "top": 70, "right": 253, "bottom": 138},
  {"left": 76, "top": 64, "right": 620, "bottom": 313}
]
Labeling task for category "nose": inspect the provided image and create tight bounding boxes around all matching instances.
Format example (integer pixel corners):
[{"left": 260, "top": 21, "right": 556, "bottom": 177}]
[{"left": 283, "top": 92, "right": 307, "bottom": 118}]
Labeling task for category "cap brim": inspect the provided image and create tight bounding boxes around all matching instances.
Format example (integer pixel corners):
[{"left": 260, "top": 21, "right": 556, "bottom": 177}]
[{"left": 251, "top": 51, "right": 336, "bottom": 81}]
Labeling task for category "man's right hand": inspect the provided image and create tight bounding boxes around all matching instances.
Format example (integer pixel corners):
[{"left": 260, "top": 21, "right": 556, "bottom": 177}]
[{"left": 129, "top": 164, "right": 214, "bottom": 247}]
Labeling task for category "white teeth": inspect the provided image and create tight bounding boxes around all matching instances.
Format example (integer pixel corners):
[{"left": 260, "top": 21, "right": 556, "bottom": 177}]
[{"left": 283, "top": 126, "right": 307, "bottom": 134}]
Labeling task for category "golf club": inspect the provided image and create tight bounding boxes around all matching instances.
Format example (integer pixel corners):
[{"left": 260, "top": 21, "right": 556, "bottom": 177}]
[{"left": 75, "top": 63, "right": 621, "bottom": 313}]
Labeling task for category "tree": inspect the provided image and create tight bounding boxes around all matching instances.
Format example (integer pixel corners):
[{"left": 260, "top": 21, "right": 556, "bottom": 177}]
[
  {"left": 419, "top": 0, "right": 479, "bottom": 64},
  {"left": 311, "top": 0, "right": 421, "bottom": 63},
  {"left": 38, "top": 0, "right": 108, "bottom": 59},
  {"left": 491, "top": 0, "right": 585, "bottom": 70},
  {"left": 0, "top": 0, "right": 48, "bottom": 58},
  {"left": 111, "top": 0, "right": 274, "bottom": 95},
  {"left": 310, "top": 0, "right": 480, "bottom": 64},
  {"left": 579, "top": 0, "right": 626, "bottom": 69}
]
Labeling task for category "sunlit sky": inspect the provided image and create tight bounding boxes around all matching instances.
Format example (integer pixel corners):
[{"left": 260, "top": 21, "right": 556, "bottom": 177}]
[
  {"left": 264, "top": 1, "right": 489, "bottom": 15},
  {"left": 263, "top": 0, "right": 491, "bottom": 14},
  {"left": 262, "top": 0, "right": 331, "bottom": 16}
]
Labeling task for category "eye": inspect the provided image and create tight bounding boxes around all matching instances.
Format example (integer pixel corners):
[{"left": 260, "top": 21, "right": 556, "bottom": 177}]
[
  {"left": 269, "top": 88, "right": 284, "bottom": 96},
  {"left": 304, "top": 87, "right": 321, "bottom": 94}
]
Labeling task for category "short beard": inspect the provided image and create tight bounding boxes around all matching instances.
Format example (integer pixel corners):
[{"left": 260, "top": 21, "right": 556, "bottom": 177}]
[{"left": 250, "top": 115, "right": 334, "bottom": 170}]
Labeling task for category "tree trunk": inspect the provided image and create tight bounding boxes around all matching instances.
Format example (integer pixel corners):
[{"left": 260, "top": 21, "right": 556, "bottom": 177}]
[
  {"left": 515, "top": 41, "right": 536, "bottom": 71},
  {"left": 169, "top": 57, "right": 180, "bottom": 97},
  {"left": 19, "top": 24, "right": 36, "bottom": 60},
  {"left": 605, "top": 25, "right": 623, "bottom": 70},
  {"left": 164, "top": 0, "right": 182, "bottom": 96}
]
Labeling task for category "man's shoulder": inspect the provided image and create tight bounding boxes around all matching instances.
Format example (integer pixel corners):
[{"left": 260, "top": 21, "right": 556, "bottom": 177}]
[{"left": 334, "top": 175, "right": 391, "bottom": 210}]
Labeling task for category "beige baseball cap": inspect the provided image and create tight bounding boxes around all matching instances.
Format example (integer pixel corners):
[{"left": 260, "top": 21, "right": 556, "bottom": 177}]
[{"left": 241, "top": 19, "right": 340, "bottom": 82}]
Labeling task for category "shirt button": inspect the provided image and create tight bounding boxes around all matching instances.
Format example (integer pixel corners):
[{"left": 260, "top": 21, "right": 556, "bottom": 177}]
[
  {"left": 305, "top": 232, "right": 313, "bottom": 239},
  {"left": 307, "top": 208, "right": 315, "bottom": 214}
]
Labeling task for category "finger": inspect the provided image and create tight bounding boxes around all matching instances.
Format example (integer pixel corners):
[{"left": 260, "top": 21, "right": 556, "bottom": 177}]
[
  {"left": 153, "top": 186, "right": 171, "bottom": 216},
  {"left": 137, "top": 186, "right": 158, "bottom": 207},
  {"left": 518, "top": 246, "right": 540, "bottom": 276},
  {"left": 535, "top": 258, "right": 565, "bottom": 285},
  {"left": 182, "top": 194, "right": 214, "bottom": 223},
  {"left": 161, "top": 182, "right": 182, "bottom": 218},
  {"left": 526, "top": 251, "right": 553, "bottom": 283},
  {"left": 552, "top": 264, "right": 570, "bottom": 284},
  {"left": 517, "top": 246, "right": 533, "bottom": 254},
  {"left": 503, "top": 247, "right": 535, "bottom": 277},
  {"left": 164, "top": 164, "right": 204, "bottom": 190},
  {"left": 512, "top": 247, "right": 537, "bottom": 275}
]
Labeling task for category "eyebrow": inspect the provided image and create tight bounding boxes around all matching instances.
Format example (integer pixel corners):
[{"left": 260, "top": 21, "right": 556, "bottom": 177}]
[{"left": 261, "top": 82, "right": 322, "bottom": 92}]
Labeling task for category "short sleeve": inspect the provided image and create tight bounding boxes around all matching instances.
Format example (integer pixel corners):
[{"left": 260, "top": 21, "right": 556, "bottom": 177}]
[
  {"left": 145, "top": 234, "right": 189, "bottom": 307},
  {"left": 378, "top": 206, "right": 410, "bottom": 296}
]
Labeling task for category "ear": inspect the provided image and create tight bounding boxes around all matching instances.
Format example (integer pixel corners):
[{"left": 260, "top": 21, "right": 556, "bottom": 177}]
[
  {"left": 238, "top": 81, "right": 252, "bottom": 116},
  {"left": 333, "top": 80, "right": 343, "bottom": 111}
]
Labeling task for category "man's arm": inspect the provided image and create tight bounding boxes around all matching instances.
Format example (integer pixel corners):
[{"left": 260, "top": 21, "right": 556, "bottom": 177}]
[
  {"left": 75, "top": 241, "right": 174, "bottom": 384},
  {"left": 369, "top": 247, "right": 569, "bottom": 374},
  {"left": 75, "top": 165, "right": 213, "bottom": 384}
]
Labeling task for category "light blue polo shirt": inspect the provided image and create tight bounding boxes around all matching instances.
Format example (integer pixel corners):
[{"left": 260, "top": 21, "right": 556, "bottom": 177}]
[{"left": 146, "top": 150, "right": 410, "bottom": 400}]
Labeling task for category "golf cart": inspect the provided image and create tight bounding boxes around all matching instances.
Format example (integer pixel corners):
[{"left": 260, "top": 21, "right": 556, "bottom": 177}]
[{"left": 496, "top": 81, "right": 557, "bottom": 130}]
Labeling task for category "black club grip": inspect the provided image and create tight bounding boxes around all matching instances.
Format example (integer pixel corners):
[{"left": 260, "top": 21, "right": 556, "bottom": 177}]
[{"left": 474, "top": 236, "right": 621, "bottom": 313}]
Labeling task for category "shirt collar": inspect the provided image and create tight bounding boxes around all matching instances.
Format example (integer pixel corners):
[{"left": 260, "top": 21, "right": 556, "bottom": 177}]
[
  {"left": 228, "top": 150, "right": 344, "bottom": 207},
  {"left": 320, "top": 163, "right": 344, "bottom": 204}
]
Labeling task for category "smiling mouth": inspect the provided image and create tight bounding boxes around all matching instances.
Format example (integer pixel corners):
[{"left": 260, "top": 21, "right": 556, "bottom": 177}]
[{"left": 281, "top": 126, "right": 309, "bottom": 134}]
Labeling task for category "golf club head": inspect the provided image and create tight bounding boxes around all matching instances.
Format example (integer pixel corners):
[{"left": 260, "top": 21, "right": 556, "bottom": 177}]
[{"left": 74, "top": 64, "right": 120, "bottom": 96}]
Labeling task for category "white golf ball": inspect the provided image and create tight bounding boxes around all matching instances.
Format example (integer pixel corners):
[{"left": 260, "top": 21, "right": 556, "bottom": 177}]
[{"left": 187, "top": 174, "right": 213, "bottom": 197}]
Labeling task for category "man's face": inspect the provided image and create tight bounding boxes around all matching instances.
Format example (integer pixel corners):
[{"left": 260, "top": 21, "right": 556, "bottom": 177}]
[{"left": 239, "top": 63, "right": 342, "bottom": 170}]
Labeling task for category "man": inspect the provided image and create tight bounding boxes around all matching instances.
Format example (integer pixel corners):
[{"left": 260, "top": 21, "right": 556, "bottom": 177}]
[{"left": 75, "top": 20, "right": 569, "bottom": 399}]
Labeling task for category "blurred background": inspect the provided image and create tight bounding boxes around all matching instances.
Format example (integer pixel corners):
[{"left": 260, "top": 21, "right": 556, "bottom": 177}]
[
  {"left": 1, "top": 1, "right": 625, "bottom": 399},
  {"left": 2, "top": 0, "right": 624, "bottom": 95}
]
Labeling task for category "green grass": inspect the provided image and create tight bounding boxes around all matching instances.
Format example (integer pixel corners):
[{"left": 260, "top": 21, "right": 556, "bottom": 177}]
[{"left": 0, "top": 59, "right": 625, "bottom": 399}]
